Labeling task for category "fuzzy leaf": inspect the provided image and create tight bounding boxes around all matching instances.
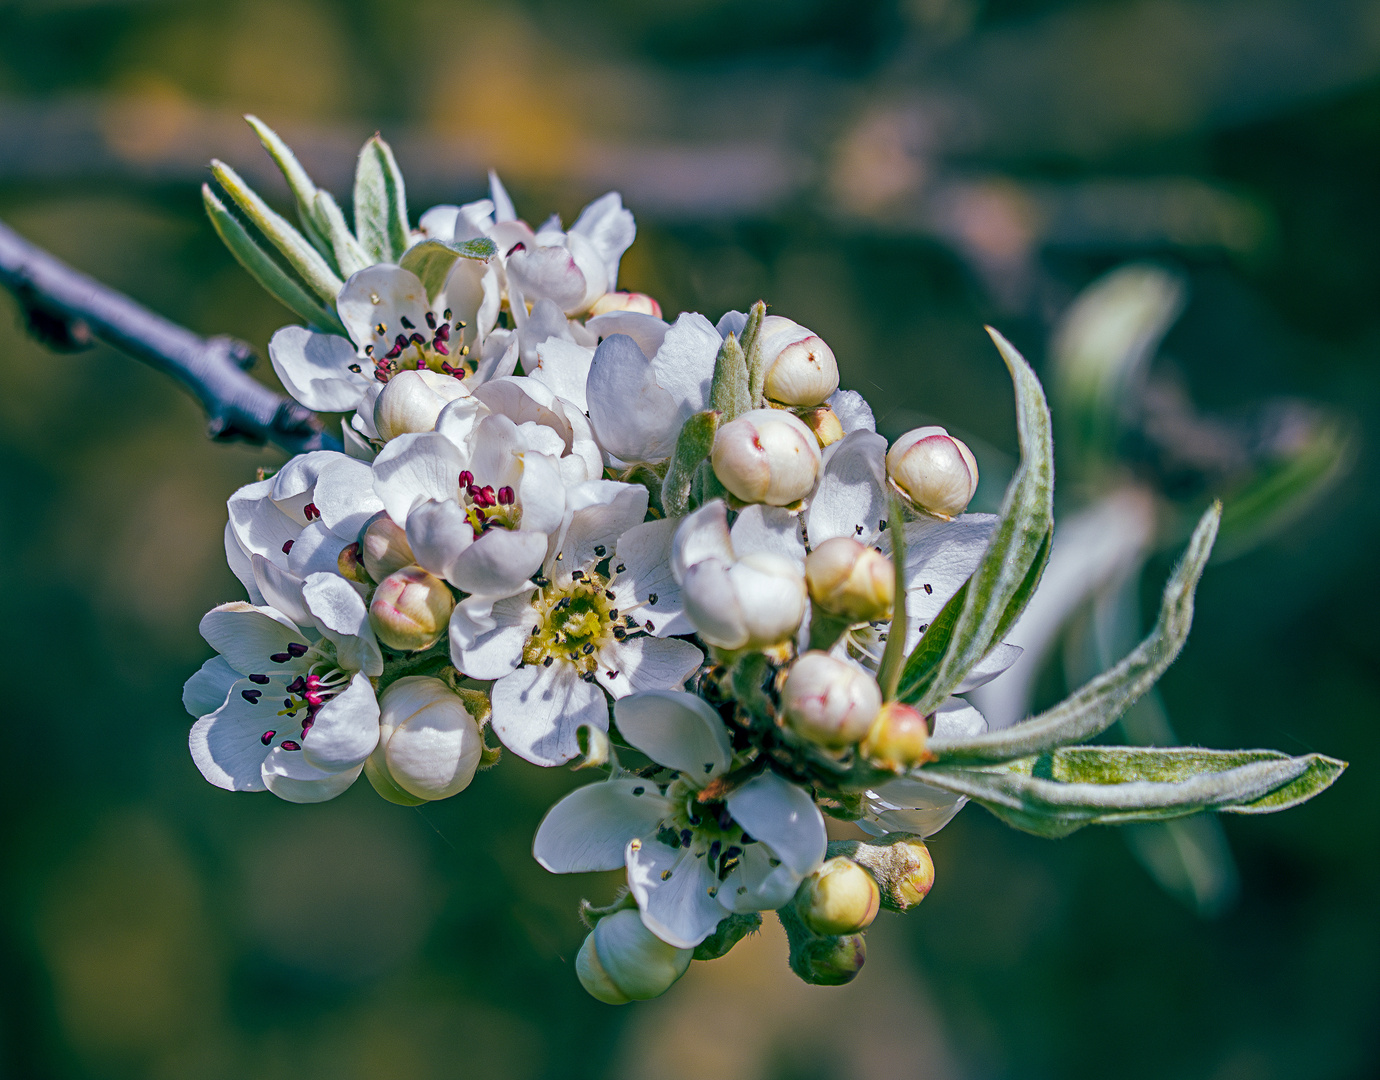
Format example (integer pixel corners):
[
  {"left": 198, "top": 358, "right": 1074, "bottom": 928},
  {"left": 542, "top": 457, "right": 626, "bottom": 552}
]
[
  {"left": 661, "top": 410, "right": 720, "bottom": 517},
  {"left": 916, "top": 746, "right": 1346, "bottom": 838},
  {"left": 399, "top": 237, "right": 498, "bottom": 302},
  {"left": 209, "top": 160, "right": 343, "bottom": 303},
  {"left": 202, "top": 184, "right": 346, "bottom": 335},
  {"left": 932, "top": 503, "right": 1220, "bottom": 763},
  {"left": 741, "top": 300, "right": 768, "bottom": 406},
  {"left": 709, "top": 333, "right": 751, "bottom": 420},
  {"left": 244, "top": 114, "right": 335, "bottom": 266},
  {"left": 312, "top": 190, "right": 371, "bottom": 278},
  {"left": 354, "top": 134, "right": 410, "bottom": 263}
]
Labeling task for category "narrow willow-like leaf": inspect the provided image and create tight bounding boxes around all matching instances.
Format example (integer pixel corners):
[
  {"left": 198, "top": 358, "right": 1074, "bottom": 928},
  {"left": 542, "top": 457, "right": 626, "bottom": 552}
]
[
  {"left": 661, "top": 410, "right": 720, "bottom": 517},
  {"left": 244, "top": 114, "right": 334, "bottom": 266},
  {"left": 709, "top": 333, "right": 751, "bottom": 420},
  {"left": 399, "top": 237, "right": 498, "bottom": 301},
  {"left": 916, "top": 746, "right": 1346, "bottom": 838},
  {"left": 876, "top": 497, "right": 909, "bottom": 701},
  {"left": 354, "top": 134, "right": 410, "bottom": 264},
  {"left": 312, "top": 190, "right": 371, "bottom": 278},
  {"left": 895, "top": 580, "right": 966, "bottom": 704},
  {"left": 202, "top": 184, "right": 346, "bottom": 335},
  {"left": 209, "top": 160, "right": 344, "bottom": 303},
  {"left": 931, "top": 503, "right": 1220, "bottom": 763},
  {"left": 741, "top": 300, "right": 768, "bottom": 406},
  {"left": 900, "top": 327, "right": 1054, "bottom": 713},
  {"left": 990, "top": 523, "right": 1052, "bottom": 646}
]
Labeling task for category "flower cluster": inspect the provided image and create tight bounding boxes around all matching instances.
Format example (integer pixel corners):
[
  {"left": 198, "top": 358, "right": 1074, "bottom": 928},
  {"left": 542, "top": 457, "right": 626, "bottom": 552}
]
[{"left": 186, "top": 121, "right": 1345, "bottom": 1003}]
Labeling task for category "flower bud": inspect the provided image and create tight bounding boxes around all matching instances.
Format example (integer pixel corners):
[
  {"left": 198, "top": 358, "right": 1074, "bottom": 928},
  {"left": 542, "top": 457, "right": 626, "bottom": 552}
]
[
  {"left": 798, "top": 857, "right": 880, "bottom": 936},
  {"left": 758, "top": 316, "right": 839, "bottom": 407},
  {"left": 799, "top": 405, "right": 844, "bottom": 448},
  {"left": 366, "top": 676, "right": 482, "bottom": 802},
  {"left": 781, "top": 651, "right": 882, "bottom": 748},
  {"left": 369, "top": 566, "right": 454, "bottom": 651},
  {"left": 860, "top": 701, "right": 932, "bottom": 770},
  {"left": 373, "top": 368, "right": 471, "bottom": 442},
  {"left": 683, "top": 551, "right": 808, "bottom": 651},
  {"left": 576, "top": 909, "right": 693, "bottom": 1005},
  {"left": 336, "top": 541, "right": 370, "bottom": 583},
  {"left": 805, "top": 537, "right": 894, "bottom": 623},
  {"left": 588, "top": 291, "right": 662, "bottom": 318},
  {"left": 361, "top": 513, "right": 415, "bottom": 581},
  {"left": 711, "top": 408, "right": 821, "bottom": 506},
  {"left": 886, "top": 426, "right": 979, "bottom": 520},
  {"left": 789, "top": 932, "right": 867, "bottom": 987},
  {"left": 835, "top": 835, "right": 935, "bottom": 912}
]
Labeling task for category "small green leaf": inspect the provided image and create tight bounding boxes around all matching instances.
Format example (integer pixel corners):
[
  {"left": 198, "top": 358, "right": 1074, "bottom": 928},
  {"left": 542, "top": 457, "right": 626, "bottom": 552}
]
[
  {"left": 895, "top": 581, "right": 966, "bottom": 705},
  {"left": 354, "top": 134, "right": 410, "bottom": 263},
  {"left": 244, "top": 114, "right": 333, "bottom": 266},
  {"left": 399, "top": 237, "right": 498, "bottom": 301},
  {"left": 709, "top": 333, "right": 751, "bottom": 420},
  {"left": 740, "top": 300, "right": 768, "bottom": 406},
  {"left": 312, "top": 190, "right": 371, "bottom": 278},
  {"left": 931, "top": 503, "right": 1220, "bottom": 763},
  {"left": 660, "top": 410, "right": 721, "bottom": 517},
  {"left": 693, "top": 912, "right": 762, "bottom": 961},
  {"left": 916, "top": 746, "right": 1346, "bottom": 838},
  {"left": 876, "top": 496, "right": 909, "bottom": 701},
  {"left": 209, "top": 160, "right": 344, "bottom": 303},
  {"left": 202, "top": 184, "right": 346, "bottom": 335}
]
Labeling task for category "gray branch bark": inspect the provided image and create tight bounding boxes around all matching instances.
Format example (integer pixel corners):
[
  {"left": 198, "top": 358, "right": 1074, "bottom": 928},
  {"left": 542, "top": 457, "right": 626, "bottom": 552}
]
[{"left": 0, "top": 217, "right": 337, "bottom": 456}]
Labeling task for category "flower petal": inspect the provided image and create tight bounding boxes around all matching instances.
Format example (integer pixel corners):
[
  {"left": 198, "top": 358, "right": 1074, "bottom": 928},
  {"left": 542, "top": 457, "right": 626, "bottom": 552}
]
[
  {"left": 805, "top": 430, "right": 888, "bottom": 545},
  {"left": 199, "top": 602, "right": 309, "bottom": 676},
  {"left": 251, "top": 554, "right": 309, "bottom": 627},
  {"left": 268, "top": 326, "right": 369, "bottom": 413},
  {"left": 552, "top": 481, "right": 649, "bottom": 579},
  {"left": 405, "top": 498, "right": 476, "bottom": 582},
  {"left": 302, "top": 671, "right": 380, "bottom": 772},
  {"left": 898, "top": 513, "right": 998, "bottom": 623},
  {"left": 953, "top": 642, "right": 1023, "bottom": 693},
  {"left": 730, "top": 504, "right": 805, "bottom": 569},
  {"left": 597, "top": 636, "right": 703, "bottom": 700},
  {"left": 515, "top": 450, "right": 566, "bottom": 536},
  {"left": 932, "top": 697, "right": 989, "bottom": 740},
  {"left": 448, "top": 528, "right": 548, "bottom": 598},
  {"left": 585, "top": 334, "right": 681, "bottom": 463},
  {"left": 726, "top": 771, "right": 826, "bottom": 879},
  {"left": 189, "top": 677, "right": 288, "bottom": 791},
  {"left": 613, "top": 690, "right": 732, "bottom": 780},
  {"left": 262, "top": 755, "right": 363, "bottom": 803},
  {"left": 183, "top": 655, "right": 239, "bottom": 718},
  {"left": 490, "top": 660, "right": 608, "bottom": 766},
  {"left": 302, "top": 573, "right": 383, "bottom": 676},
  {"left": 650, "top": 312, "right": 721, "bottom": 416},
  {"left": 224, "top": 520, "right": 263, "bottom": 604},
  {"left": 585, "top": 311, "right": 668, "bottom": 357},
  {"left": 530, "top": 338, "right": 595, "bottom": 412},
  {"left": 626, "top": 839, "right": 727, "bottom": 949},
  {"left": 312, "top": 455, "right": 384, "bottom": 540},
  {"left": 608, "top": 517, "right": 691, "bottom": 636},
  {"left": 227, "top": 477, "right": 299, "bottom": 564},
  {"left": 670, "top": 500, "right": 735, "bottom": 582},
  {"left": 827, "top": 389, "right": 876, "bottom": 434},
  {"left": 861, "top": 777, "right": 966, "bottom": 838},
  {"left": 719, "top": 842, "right": 802, "bottom": 913},
  {"left": 449, "top": 592, "right": 536, "bottom": 680},
  {"left": 533, "top": 778, "right": 673, "bottom": 874},
  {"left": 337, "top": 265, "right": 430, "bottom": 359},
  {"left": 372, "top": 432, "right": 465, "bottom": 527}
]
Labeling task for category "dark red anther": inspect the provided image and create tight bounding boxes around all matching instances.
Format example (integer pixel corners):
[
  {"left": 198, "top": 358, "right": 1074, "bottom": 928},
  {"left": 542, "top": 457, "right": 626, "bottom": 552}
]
[
  {"left": 497, "top": 486, "right": 515, "bottom": 505},
  {"left": 249, "top": 673, "right": 270, "bottom": 685},
  {"left": 285, "top": 676, "right": 306, "bottom": 694},
  {"left": 282, "top": 539, "right": 294, "bottom": 554},
  {"left": 280, "top": 740, "right": 301, "bottom": 751},
  {"left": 400, "top": 315, "right": 415, "bottom": 329},
  {"left": 270, "top": 652, "right": 292, "bottom": 663},
  {"left": 480, "top": 485, "right": 496, "bottom": 506},
  {"left": 425, "top": 311, "right": 437, "bottom": 329},
  {"left": 409, "top": 332, "right": 426, "bottom": 346},
  {"left": 434, "top": 341, "right": 450, "bottom": 356},
  {"left": 301, "top": 716, "right": 315, "bottom": 734},
  {"left": 434, "top": 323, "right": 450, "bottom": 342},
  {"left": 260, "top": 730, "right": 276, "bottom": 745},
  {"left": 304, "top": 503, "right": 319, "bottom": 521},
  {"left": 241, "top": 689, "right": 262, "bottom": 703},
  {"left": 459, "top": 470, "right": 474, "bottom": 487},
  {"left": 383, "top": 342, "right": 403, "bottom": 361},
  {"left": 506, "top": 242, "right": 526, "bottom": 257},
  {"left": 286, "top": 642, "right": 309, "bottom": 658},
  {"left": 467, "top": 484, "right": 482, "bottom": 499}
]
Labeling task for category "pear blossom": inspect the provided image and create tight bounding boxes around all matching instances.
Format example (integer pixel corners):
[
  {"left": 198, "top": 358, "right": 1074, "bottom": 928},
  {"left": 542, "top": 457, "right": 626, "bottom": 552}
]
[
  {"left": 449, "top": 484, "right": 703, "bottom": 766},
  {"left": 534, "top": 690, "right": 828, "bottom": 948}
]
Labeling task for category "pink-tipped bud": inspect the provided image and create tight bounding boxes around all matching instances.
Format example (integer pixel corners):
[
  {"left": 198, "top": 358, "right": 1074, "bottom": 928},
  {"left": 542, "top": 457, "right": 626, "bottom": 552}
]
[
  {"left": 588, "top": 291, "right": 663, "bottom": 318},
  {"left": 781, "top": 651, "right": 882, "bottom": 748},
  {"left": 885, "top": 426, "right": 978, "bottom": 520},
  {"left": 365, "top": 676, "right": 483, "bottom": 802},
  {"left": 711, "top": 408, "right": 821, "bottom": 507},
  {"left": 361, "top": 513, "right": 415, "bottom": 582},
  {"left": 805, "top": 536, "right": 894, "bottom": 624},
  {"left": 757, "top": 316, "right": 840, "bottom": 407},
  {"left": 860, "top": 701, "right": 933, "bottom": 770},
  {"left": 368, "top": 566, "right": 454, "bottom": 651}
]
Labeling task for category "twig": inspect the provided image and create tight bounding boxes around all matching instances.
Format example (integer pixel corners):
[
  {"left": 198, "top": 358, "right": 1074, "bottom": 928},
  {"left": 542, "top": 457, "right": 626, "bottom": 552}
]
[{"left": 0, "top": 217, "right": 338, "bottom": 456}]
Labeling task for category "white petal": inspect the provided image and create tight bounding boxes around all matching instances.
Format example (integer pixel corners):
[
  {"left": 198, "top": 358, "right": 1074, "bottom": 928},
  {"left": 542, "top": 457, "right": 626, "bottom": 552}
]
[
  {"left": 585, "top": 311, "right": 668, "bottom": 357},
  {"left": 337, "top": 264, "right": 430, "bottom": 359},
  {"left": 199, "top": 602, "right": 309, "bottom": 676},
  {"left": 224, "top": 520, "right": 262, "bottom": 603},
  {"left": 449, "top": 592, "right": 536, "bottom": 680},
  {"left": 806, "top": 430, "right": 888, "bottom": 545},
  {"left": 720, "top": 842, "right": 802, "bottom": 914},
  {"left": 302, "top": 573, "right": 383, "bottom": 676},
  {"left": 268, "top": 326, "right": 369, "bottom": 413},
  {"left": 341, "top": 421, "right": 377, "bottom": 462},
  {"left": 302, "top": 672, "right": 380, "bottom": 772},
  {"left": 530, "top": 338, "right": 595, "bottom": 412},
  {"left": 312, "top": 455, "right": 384, "bottom": 540},
  {"left": 726, "top": 772, "right": 826, "bottom": 878},
  {"left": 262, "top": 755, "right": 363, "bottom": 803},
  {"left": 507, "top": 245, "right": 587, "bottom": 313},
  {"left": 227, "top": 477, "right": 299, "bottom": 564},
  {"left": 827, "top": 388, "right": 876, "bottom": 434},
  {"left": 489, "top": 170, "right": 516, "bottom": 222},
  {"left": 613, "top": 690, "right": 732, "bottom": 779},
  {"left": 953, "top": 642, "right": 1023, "bottom": 693},
  {"left": 670, "top": 500, "right": 734, "bottom": 581},
  {"left": 448, "top": 528, "right": 547, "bottom": 598},
  {"left": 932, "top": 697, "right": 989, "bottom": 740},
  {"left": 515, "top": 451, "right": 566, "bottom": 536},
  {"left": 251, "top": 554, "right": 309, "bottom": 626},
  {"left": 626, "top": 840, "right": 726, "bottom": 949},
  {"left": 716, "top": 310, "right": 747, "bottom": 339},
  {"left": 586, "top": 334, "right": 680, "bottom": 463},
  {"left": 405, "top": 498, "right": 476, "bottom": 582},
  {"left": 608, "top": 518, "right": 691, "bottom": 636},
  {"left": 900, "top": 513, "right": 999, "bottom": 623},
  {"left": 570, "top": 191, "right": 635, "bottom": 285},
  {"left": 271, "top": 450, "right": 341, "bottom": 511},
  {"left": 553, "top": 481, "right": 648, "bottom": 578},
  {"left": 679, "top": 560, "right": 748, "bottom": 650},
  {"left": 490, "top": 661, "right": 608, "bottom": 767},
  {"left": 287, "top": 521, "right": 351, "bottom": 580},
  {"left": 730, "top": 504, "right": 805, "bottom": 569},
  {"left": 434, "top": 393, "right": 484, "bottom": 451},
  {"left": 650, "top": 312, "right": 721, "bottom": 416},
  {"left": 372, "top": 432, "right": 465, "bottom": 527},
  {"left": 533, "top": 779, "right": 673, "bottom": 874},
  {"left": 183, "top": 655, "right": 239, "bottom": 718},
  {"left": 862, "top": 778, "right": 966, "bottom": 838},
  {"left": 597, "top": 636, "right": 702, "bottom": 700},
  {"left": 189, "top": 677, "right": 287, "bottom": 791}
]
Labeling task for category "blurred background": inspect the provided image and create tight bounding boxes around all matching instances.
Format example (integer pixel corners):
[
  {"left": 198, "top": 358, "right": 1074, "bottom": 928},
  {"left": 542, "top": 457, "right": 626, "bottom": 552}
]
[{"left": 1, "top": 0, "right": 1377, "bottom": 1077}]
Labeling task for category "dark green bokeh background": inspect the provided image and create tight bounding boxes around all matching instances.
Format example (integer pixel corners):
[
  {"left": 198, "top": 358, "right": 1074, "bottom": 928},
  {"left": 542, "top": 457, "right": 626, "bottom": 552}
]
[{"left": 1, "top": 1, "right": 1376, "bottom": 1077}]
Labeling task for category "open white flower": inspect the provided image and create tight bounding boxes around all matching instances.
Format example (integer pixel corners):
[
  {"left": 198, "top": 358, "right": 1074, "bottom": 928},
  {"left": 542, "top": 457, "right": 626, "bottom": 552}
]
[
  {"left": 184, "top": 582, "right": 383, "bottom": 804},
  {"left": 534, "top": 690, "right": 828, "bottom": 948},
  {"left": 450, "top": 482, "right": 702, "bottom": 766}
]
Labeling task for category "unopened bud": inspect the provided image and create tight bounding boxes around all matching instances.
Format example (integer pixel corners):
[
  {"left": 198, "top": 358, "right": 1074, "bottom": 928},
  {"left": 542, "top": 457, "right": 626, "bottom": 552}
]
[
  {"left": 373, "top": 368, "right": 471, "bottom": 442},
  {"left": 369, "top": 566, "right": 454, "bottom": 651},
  {"left": 886, "top": 426, "right": 978, "bottom": 520},
  {"left": 790, "top": 932, "right": 867, "bottom": 987},
  {"left": 711, "top": 408, "right": 821, "bottom": 506},
  {"left": 364, "top": 676, "right": 483, "bottom": 803},
  {"left": 758, "top": 316, "right": 839, "bottom": 407},
  {"left": 831, "top": 834, "right": 935, "bottom": 912},
  {"left": 798, "top": 857, "right": 880, "bottom": 936},
  {"left": 576, "top": 909, "right": 693, "bottom": 1005},
  {"left": 361, "top": 513, "right": 415, "bottom": 581},
  {"left": 589, "top": 291, "right": 662, "bottom": 318},
  {"left": 860, "top": 702, "right": 933, "bottom": 770},
  {"left": 781, "top": 651, "right": 882, "bottom": 748},
  {"left": 805, "top": 537, "right": 894, "bottom": 623},
  {"left": 682, "top": 551, "right": 808, "bottom": 651},
  {"left": 799, "top": 405, "right": 845, "bottom": 447},
  {"left": 336, "top": 541, "right": 369, "bottom": 583}
]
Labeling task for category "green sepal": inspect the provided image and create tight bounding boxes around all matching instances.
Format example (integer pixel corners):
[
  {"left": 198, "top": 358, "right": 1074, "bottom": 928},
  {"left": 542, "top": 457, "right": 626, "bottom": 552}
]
[
  {"left": 660, "top": 410, "right": 721, "bottom": 517},
  {"left": 209, "top": 159, "right": 344, "bottom": 303},
  {"left": 399, "top": 237, "right": 498, "bottom": 303},
  {"left": 916, "top": 746, "right": 1347, "bottom": 838},
  {"left": 740, "top": 300, "right": 768, "bottom": 406},
  {"left": 202, "top": 184, "right": 347, "bottom": 335},
  {"left": 244, "top": 114, "right": 333, "bottom": 264},
  {"left": 709, "top": 332, "right": 751, "bottom": 421},
  {"left": 354, "top": 134, "right": 410, "bottom": 263},
  {"left": 930, "top": 503, "right": 1220, "bottom": 763},
  {"left": 693, "top": 912, "right": 762, "bottom": 961},
  {"left": 777, "top": 902, "right": 866, "bottom": 986},
  {"left": 579, "top": 889, "right": 637, "bottom": 929}
]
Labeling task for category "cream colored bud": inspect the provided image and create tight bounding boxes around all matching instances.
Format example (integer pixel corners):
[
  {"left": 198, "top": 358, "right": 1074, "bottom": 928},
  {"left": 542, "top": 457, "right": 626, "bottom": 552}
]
[
  {"left": 885, "top": 426, "right": 979, "bottom": 520},
  {"left": 576, "top": 909, "right": 693, "bottom": 1005},
  {"left": 711, "top": 408, "right": 821, "bottom": 506},
  {"left": 365, "top": 676, "right": 482, "bottom": 802},
  {"left": 336, "top": 541, "right": 370, "bottom": 584},
  {"left": 805, "top": 537, "right": 894, "bottom": 623},
  {"left": 373, "top": 368, "right": 471, "bottom": 442},
  {"left": 589, "top": 291, "right": 662, "bottom": 318},
  {"left": 759, "top": 316, "right": 839, "bottom": 407},
  {"left": 860, "top": 701, "right": 933, "bottom": 770},
  {"left": 781, "top": 651, "right": 882, "bottom": 748},
  {"left": 799, "top": 405, "right": 845, "bottom": 447},
  {"left": 884, "top": 838, "right": 935, "bottom": 910},
  {"left": 361, "top": 513, "right": 415, "bottom": 581},
  {"left": 799, "top": 857, "right": 881, "bottom": 936},
  {"left": 368, "top": 566, "right": 454, "bottom": 651}
]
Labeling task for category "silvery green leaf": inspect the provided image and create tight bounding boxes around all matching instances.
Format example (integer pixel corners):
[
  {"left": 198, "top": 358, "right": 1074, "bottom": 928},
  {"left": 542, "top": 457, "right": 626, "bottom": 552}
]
[
  {"left": 312, "top": 190, "right": 371, "bottom": 278},
  {"left": 661, "top": 410, "right": 720, "bottom": 518},
  {"left": 202, "top": 184, "right": 346, "bottom": 336},
  {"left": 399, "top": 237, "right": 498, "bottom": 302},
  {"left": 898, "top": 328, "right": 1053, "bottom": 713},
  {"left": 209, "top": 160, "right": 344, "bottom": 303},
  {"left": 930, "top": 502, "right": 1220, "bottom": 763},
  {"left": 916, "top": 746, "right": 1346, "bottom": 838},
  {"left": 244, "top": 114, "right": 333, "bottom": 265},
  {"left": 740, "top": 300, "right": 768, "bottom": 406},
  {"left": 354, "top": 134, "right": 410, "bottom": 264},
  {"left": 709, "top": 332, "right": 751, "bottom": 421}
]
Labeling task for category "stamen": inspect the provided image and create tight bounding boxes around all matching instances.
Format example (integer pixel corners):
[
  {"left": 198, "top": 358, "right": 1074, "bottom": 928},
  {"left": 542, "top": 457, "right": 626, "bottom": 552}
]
[
  {"left": 287, "top": 642, "right": 309, "bottom": 658},
  {"left": 497, "top": 486, "right": 515, "bottom": 505},
  {"left": 425, "top": 311, "right": 437, "bottom": 329},
  {"left": 270, "top": 652, "right": 292, "bottom": 663},
  {"left": 615, "top": 563, "right": 626, "bottom": 573},
  {"left": 400, "top": 315, "right": 415, "bottom": 329},
  {"left": 248, "top": 674, "right": 270, "bottom": 685},
  {"left": 648, "top": 593, "right": 659, "bottom": 605},
  {"left": 282, "top": 539, "right": 294, "bottom": 554},
  {"left": 241, "top": 689, "right": 262, "bottom": 703},
  {"left": 260, "top": 730, "right": 275, "bottom": 745},
  {"left": 280, "top": 740, "right": 301, "bottom": 751},
  {"left": 594, "top": 545, "right": 606, "bottom": 557}
]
